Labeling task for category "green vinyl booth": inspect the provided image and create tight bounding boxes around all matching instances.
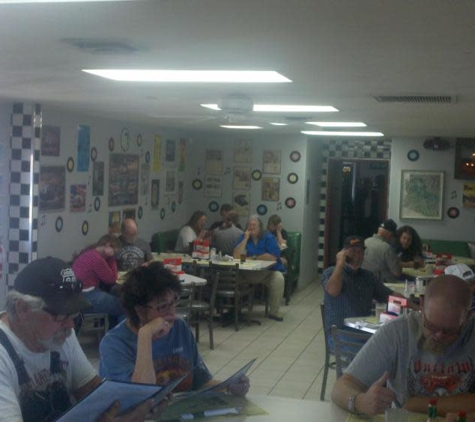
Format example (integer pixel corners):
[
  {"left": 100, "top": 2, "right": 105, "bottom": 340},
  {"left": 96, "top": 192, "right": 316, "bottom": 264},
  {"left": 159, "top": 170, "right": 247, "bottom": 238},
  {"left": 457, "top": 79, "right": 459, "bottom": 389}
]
[
  {"left": 422, "top": 239, "right": 470, "bottom": 258},
  {"left": 284, "top": 231, "right": 301, "bottom": 305},
  {"left": 150, "top": 229, "right": 180, "bottom": 253}
]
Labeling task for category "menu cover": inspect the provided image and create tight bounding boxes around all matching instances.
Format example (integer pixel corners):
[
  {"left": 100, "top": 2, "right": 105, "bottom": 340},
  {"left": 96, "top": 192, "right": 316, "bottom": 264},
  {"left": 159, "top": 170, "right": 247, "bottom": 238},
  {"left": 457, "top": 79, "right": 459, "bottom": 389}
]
[{"left": 387, "top": 295, "right": 408, "bottom": 316}]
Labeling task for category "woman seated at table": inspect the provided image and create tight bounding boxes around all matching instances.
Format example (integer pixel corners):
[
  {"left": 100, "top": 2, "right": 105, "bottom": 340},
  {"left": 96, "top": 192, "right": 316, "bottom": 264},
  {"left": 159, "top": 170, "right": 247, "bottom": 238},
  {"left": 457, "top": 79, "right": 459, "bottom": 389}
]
[
  {"left": 234, "top": 215, "right": 285, "bottom": 321},
  {"left": 267, "top": 214, "right": 288, "bottom": 267},
  {"left": 175, "top": 210, "right": 209, "bottom": 253},
  {"left": 98, "top": 262, "right": 249, "bottom": 395},
  {"left": 72, "top": 234, "right": 125, "bottom": 328},
  {"left": 395, "top": 225, "right": 423, "bottom": 268}
]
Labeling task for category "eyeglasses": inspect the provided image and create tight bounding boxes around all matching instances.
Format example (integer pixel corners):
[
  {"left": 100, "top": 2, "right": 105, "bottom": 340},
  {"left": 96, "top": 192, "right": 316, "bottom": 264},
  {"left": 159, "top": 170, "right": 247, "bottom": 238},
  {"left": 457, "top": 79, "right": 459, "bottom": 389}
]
[
  {"left": 422, "top": 311, "right": 465, "bottom": 336},
  {"left": 144, "top": 294, "right": 180, "bottom": 314},
  {"left": 43, "top": 308, "right": 80, "bottom": 323}
]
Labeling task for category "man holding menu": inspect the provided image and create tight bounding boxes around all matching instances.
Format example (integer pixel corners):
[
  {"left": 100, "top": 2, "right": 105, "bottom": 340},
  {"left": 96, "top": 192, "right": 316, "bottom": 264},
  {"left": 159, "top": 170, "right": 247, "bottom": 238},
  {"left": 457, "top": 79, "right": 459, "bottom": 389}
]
[
  {"left": 0, "top": 257, "right": 162, "bottom": 422},
  {"left": 332, "top": 275, "right": 475, "bottom": 417}
]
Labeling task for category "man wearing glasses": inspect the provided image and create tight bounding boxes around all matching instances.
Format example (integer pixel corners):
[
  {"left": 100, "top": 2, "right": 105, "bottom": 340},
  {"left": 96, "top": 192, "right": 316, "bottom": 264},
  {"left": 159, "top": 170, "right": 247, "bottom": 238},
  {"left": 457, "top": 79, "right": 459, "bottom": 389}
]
[
  {"left": 332, "top": 275, "right": 475, "bottom": 418},
  {"left": 0, "top": 257, "right": 162, "bottom": 422}
]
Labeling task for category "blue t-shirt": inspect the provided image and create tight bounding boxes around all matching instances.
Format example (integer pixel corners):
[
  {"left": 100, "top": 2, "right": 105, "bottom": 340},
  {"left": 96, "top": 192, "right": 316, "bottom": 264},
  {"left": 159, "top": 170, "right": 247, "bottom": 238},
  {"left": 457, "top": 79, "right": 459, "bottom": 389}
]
[
  {"left": 99, "top": 318, "right": 212, "bottom": 392},
  {"left": 234, "top": 232, "right": 285, "bottom": 272}
]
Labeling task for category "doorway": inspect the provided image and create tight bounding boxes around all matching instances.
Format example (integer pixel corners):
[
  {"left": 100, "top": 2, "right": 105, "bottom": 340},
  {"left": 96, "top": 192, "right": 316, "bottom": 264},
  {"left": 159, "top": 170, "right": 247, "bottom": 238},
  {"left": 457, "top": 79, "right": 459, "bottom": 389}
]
[{"left": 324, "top": 159, "right": 389, "bottom": 267}]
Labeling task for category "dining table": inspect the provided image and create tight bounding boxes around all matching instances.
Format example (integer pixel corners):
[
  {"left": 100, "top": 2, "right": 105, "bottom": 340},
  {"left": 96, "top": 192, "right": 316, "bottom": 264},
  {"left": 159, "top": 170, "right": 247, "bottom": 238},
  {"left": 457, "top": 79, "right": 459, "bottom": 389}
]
[
  {"left": 117, "top": 271, "right": 208, "bottom": 287},
  {"left": 402, "top": 255, "right": 475, "bottom": 279}
]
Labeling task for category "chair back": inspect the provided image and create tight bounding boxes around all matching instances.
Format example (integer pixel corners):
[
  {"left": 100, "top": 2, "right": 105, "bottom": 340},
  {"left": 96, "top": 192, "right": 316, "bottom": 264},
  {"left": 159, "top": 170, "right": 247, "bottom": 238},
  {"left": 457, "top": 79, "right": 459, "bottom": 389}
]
[
  {"left": 209, "top": 262, "right": 240, "bottom": 292},
  {"left": 330, "top": 325, "right": 372, "bottom": 378},
  {"left": 320, "top": 302, "right": 332, "bottom": 356},
  {"left": 175, "top": 287, "right": 193, "bottom": 323}
]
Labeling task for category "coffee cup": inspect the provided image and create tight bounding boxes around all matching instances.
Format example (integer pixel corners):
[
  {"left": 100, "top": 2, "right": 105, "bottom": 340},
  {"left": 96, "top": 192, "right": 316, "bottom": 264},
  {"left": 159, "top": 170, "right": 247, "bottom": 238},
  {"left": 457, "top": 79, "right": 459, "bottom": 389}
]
[{"left": 425, "top": 264, "right": 435, "bottom": 274}]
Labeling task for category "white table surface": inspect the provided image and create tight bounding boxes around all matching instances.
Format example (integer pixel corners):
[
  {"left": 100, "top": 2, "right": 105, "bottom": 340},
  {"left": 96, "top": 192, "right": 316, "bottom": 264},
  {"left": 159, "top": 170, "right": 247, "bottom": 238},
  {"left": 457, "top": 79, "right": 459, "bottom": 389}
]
[
  {"left": 156, "top": 395, "right": 349, "bottom": 422},
  {"left": 344, "top": 316, "right": 380, "bottom": 334},
  {"left": 116, "top": 272, "right": 207, "bottom": 286}
]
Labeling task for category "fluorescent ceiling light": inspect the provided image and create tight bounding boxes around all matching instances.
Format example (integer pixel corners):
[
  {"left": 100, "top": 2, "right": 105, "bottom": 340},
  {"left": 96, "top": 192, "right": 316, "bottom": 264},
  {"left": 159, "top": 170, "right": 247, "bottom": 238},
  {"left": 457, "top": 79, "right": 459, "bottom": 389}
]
[
  {"left": 201, "top": 104, "right": 338, "bottom": 112},
  {"left": 302, "top": 131, "right": 384, "bottom": 137},
  {"left": 220, "top": 125, "right": 262, "bottom": 130},
  {"left": 82, "top": 69, "right": 291, "bottom": 83},
  {"left": 270, "top": 123, "right": 288, "bottom": 126},
  {"left": 306, "top": 121, "right": 367, "bottom": 127}
]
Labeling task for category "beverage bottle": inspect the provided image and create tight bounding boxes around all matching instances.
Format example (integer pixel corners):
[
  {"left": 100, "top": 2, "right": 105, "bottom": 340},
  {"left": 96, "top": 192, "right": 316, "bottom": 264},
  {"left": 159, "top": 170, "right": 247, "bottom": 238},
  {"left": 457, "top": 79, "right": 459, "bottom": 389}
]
[
  {"left": 426, "top": 398, "right": 437, "bottom": 421},
  {"left": 458, "top": 410, "right": 467, "bottom": 422}
]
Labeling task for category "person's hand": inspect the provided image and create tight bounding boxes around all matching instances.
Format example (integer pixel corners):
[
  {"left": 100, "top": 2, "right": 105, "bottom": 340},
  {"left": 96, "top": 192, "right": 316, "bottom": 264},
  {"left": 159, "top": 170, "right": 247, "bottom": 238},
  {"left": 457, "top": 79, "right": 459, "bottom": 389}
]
[
  {"left": 97, "top": 397, "right": 164, "bottom": 422},
  {"left": 227, "top": 375, "right": 250, "bottom": 397},
  {"left": 198, "top": 230, "right": 208, "bottom": 240},
  {"left": 139, "top": 317, "right": 173, "bottom": 341},
  {"left": 244, "top": 230, "right": 251, "bottom": 241},
  {"left": 445, "top": 413, "right": 475, "bottom": 422},
  {"left": 357, "top": 372, "right": 396, "bottom": 415},
  {"left": 336, "top": 249, "right": 347, "bottom": 267},
  {"left": 277, "top": 222, "right": 283, "bottom": 233}
]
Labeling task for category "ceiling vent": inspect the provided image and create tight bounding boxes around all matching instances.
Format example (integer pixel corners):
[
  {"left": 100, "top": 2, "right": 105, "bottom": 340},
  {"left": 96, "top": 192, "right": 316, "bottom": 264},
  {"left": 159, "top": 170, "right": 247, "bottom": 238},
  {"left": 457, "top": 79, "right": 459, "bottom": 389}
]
[
  {"left": 373, "top": 95, "right": 457, "bottom": 104},
  {"left": 61, "top": 38, "right": 142, "bottom": 55}
]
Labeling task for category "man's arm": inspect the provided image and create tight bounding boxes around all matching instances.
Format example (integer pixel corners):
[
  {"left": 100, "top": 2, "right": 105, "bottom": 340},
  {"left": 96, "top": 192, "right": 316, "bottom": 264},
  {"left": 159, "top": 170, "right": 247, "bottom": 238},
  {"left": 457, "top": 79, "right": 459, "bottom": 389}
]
[
  {"left": 324, "top": 250, "right": 346, "bottom": 297},
  {"left": 405, "top": 394, "right": 475, "bottom": 416},
  {"left": 385, "top": 248, "right": 402, "bottom": 278},
  {"left": 332, "top": 372, "right": 396, "bottom": 416},
  {"left": 233, "top": 232, "right": 249, "bottom": 259}
]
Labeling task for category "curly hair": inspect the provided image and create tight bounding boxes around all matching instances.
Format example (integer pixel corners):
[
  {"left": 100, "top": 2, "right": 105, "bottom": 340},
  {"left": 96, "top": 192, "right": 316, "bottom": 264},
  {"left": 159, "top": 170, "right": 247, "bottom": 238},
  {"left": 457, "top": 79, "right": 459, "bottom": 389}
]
[
  {"left": 396, "top": 225, "right": 423, "bottom": 261},
  {"left": 120, "top": 262, "right": 182, "bottom": 327}
]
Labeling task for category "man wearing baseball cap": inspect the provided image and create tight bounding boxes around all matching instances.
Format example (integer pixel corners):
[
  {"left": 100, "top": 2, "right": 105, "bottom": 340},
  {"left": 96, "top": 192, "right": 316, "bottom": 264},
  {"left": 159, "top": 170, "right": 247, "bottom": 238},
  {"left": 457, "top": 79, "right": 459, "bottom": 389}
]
[
  {"left": 322, "top": 235, "right": 404, "bottom": 350},
  {"left": 0, "top": 257, "right": 162, "bottom": 422},
  {"left": 445, "top": 264, "right": 475, "bottom": 311},
  {"left": 362, "top": 218, "right": 403, "bottom": 283}
]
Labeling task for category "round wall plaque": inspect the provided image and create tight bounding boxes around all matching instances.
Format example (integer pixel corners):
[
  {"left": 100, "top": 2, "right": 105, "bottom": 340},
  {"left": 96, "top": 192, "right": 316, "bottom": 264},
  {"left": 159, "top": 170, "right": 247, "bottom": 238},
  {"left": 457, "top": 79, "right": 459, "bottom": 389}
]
[
  {"left": 257, "top": 204, "right": 268, "bottom": 215},
  {"left": 285, "top": 197, "right": 296, "bottom": 209},
  {"left": 209, "top": 201, "right": 219, "bottom": 212},
  {"left": 290, "top": 151, "right": 301, "bottom": 162},
  {"left": 287, "top": 172, "right": 298, "bottom": 184},
  {"left": 108, "top": 137, "right": 115, "bottom": 152}
]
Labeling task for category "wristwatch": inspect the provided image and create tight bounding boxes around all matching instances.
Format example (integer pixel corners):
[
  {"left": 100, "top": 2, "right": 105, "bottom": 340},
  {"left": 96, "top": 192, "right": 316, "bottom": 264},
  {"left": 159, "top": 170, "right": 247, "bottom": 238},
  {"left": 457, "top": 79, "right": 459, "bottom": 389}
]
[{"left": 348, "top": 394, "right": 360, "bottom": 413}]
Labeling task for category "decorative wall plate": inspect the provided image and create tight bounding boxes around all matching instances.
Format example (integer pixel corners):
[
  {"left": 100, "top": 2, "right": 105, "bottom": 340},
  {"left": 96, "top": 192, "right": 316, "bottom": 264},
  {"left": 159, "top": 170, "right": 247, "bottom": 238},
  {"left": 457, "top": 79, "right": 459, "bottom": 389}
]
[
  {"left": 108, "top": 137, "right": 115, "bottom": 152},
  {"left": 90, "top": 147, "right": 97, "bottom": 162},
  {"left": 407, "top": 150, "right": 420, "bottom": 162},
  {"left": 82, "top": 220, "right": 89, "bottom": 235},
  {"left": 285, "top": 197, "right": 296, "bottom": 209},
  {"left": 94, "top": 197, "right": 100, "bottom": 211},
  {"left": 171, "top": 201, "right": 176, "bottom": 212},
  {"left": 145, "top": 151, "right": 150, "bottom": 163},
  {"left": 251, "top": 169, "right": 262, "bottom": 181},
  {"left": 55, "top": 216, "right": 63, "bottom": 233},
  {"left": 287, "top": 172, "right": 298, "bottom": 184},
  {"left": 120, "top": 127, "right": 130, "bottom": 152},
  {"left": 209, "top": 201, "right": 219, "bottom": 212},
  {"left": 67, "top": 157, "right": 74, "bottom": 172},
  {"left": 138, "top": 206, "right": 143, "bottom": 219},
  {"left": 137, "top": 134, "right": 143, "bottom": 147},
  {"left": 290, "top": 151, "right": 301, "bottom": 162},
  {"left": 447, "top": 207, "right": 460, "bottom": 219},
  {"left": 192, "top": 179, "right": 203, "bottom": 190},
  {"left": 257, "top": 204, "right": 268, "bottom": 215},
  {"left": 160, "top": 208, "right": 165, "bottom": 220}
]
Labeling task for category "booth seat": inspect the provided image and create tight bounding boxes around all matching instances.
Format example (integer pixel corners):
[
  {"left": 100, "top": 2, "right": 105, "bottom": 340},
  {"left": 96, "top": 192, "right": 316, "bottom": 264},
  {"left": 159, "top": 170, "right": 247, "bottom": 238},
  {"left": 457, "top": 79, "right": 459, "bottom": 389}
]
[
  {"left": 150, "top": 229, "right": 180, "bottom": 253},
  {"left": 422, "top": 239, "right": 471, "bottom": 258}
]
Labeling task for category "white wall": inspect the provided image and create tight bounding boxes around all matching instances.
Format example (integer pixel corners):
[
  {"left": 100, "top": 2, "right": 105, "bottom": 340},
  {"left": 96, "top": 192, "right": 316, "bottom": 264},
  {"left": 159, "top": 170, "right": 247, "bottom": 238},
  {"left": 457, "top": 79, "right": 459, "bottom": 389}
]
[{"left": 389, "top": 138, "right": 475, "bottom": 241}]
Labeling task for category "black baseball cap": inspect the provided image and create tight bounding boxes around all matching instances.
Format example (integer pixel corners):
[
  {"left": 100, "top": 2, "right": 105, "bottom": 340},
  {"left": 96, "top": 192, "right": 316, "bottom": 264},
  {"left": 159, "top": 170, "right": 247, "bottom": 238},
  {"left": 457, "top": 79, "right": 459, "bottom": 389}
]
[
  {"left": 343, "top": 236, "right": 365, "bottom": 249},
  {"left": 380, "top": 218, "right": 397, "bottom": 234},
  {"left": 14, "top": 257, "right": 91, "bottom": 315}
]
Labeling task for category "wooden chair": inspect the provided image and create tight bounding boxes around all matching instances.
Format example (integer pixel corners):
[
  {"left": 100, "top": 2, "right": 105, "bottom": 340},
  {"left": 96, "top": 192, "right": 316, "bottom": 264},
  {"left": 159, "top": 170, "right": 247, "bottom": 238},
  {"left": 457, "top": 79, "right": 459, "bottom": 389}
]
[
  {"left": 212, "top": 262, "right": 254, "bottom": 331},
  {"left": 331, "top": 325, "right": 372, "bottom": 379},
  {"left": 76, "top": 312, "right": 109, "bottom": 344}
]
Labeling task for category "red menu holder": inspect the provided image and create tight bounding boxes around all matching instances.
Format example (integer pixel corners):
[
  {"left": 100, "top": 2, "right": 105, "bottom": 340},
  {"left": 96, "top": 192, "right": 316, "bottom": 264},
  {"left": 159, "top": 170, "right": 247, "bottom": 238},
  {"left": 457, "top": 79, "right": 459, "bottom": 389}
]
[
  {"left": 387, "top": 295, "right": 408, "bottom": 316},
  {"left": 163, "top": 258, "right": 185, "bottom": 275}
]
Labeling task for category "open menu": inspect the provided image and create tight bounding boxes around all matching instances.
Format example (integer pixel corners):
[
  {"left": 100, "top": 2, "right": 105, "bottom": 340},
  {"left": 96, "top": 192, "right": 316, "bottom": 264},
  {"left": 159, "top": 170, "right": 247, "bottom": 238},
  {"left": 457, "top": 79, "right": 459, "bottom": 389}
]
[{"left": 56, "top": 372, "right": 189, "bottom": 422}]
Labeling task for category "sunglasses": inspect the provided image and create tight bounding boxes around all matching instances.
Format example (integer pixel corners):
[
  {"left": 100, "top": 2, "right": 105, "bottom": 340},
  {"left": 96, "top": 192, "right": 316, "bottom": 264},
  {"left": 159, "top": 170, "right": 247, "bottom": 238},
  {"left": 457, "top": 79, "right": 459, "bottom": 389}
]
[
  {"left": 144, "top": 293, "right": 180, "bottom": 314},
  {"left": 422, "top": 311, "right": 465, "bottom": 336},
  {"left": 43, "top": 308, "right": 81, "bottom": 323}
]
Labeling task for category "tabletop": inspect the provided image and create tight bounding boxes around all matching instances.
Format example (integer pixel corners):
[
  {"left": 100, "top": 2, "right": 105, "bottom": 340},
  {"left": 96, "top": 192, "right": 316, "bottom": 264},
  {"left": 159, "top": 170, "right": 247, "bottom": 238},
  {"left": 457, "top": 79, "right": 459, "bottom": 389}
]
[
  {"left": 344, "top": 316, "right": 381, "bottom": 334},
  {"left": 117, "top": 271, "right": 207, "bottom": 286},
  {"left": 403, "top": 255, "right": 475, "bottom": 279},
  {"left": 153, "top": 253, "right": 276, "bottom": 271}
]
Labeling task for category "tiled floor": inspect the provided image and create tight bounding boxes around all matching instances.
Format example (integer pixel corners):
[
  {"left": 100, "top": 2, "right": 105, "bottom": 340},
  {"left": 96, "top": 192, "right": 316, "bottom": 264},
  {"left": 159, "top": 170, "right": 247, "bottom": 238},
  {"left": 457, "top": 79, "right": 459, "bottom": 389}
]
[{"left": 79, "top": 280, "right": 337, "bottom": 402}]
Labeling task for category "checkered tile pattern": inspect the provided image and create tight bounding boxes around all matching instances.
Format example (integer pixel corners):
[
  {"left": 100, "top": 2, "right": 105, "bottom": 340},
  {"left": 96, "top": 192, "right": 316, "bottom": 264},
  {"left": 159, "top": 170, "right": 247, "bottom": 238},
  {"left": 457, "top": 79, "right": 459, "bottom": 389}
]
[
  {"left": 8, "top": 103, "right": 41, "bottom": 286},
  {"left": 317, "top": 139, "right": 391, "bottom": 273}
]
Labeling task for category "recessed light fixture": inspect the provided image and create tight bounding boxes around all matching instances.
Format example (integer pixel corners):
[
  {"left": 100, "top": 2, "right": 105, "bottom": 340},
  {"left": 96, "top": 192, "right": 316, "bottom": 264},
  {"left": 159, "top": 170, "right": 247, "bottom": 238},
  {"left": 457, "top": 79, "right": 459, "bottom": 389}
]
[
  {"left": 306, "top": 122, "right": 367, "bottom": 127},
  {"left": 220, "top": 125, "right": 262, "bottom": 130},
  {"left": 270, "top": 123, "right": 288, "bottom": 126},
  {"left": 82, "top": 69, "right": 291, "bottom": 83},
  {"left": 302, "top": 131, "right": 384, "bottom": 137},
  {"left": 201, "top": 104, "right": 338, "bottom": 112}
]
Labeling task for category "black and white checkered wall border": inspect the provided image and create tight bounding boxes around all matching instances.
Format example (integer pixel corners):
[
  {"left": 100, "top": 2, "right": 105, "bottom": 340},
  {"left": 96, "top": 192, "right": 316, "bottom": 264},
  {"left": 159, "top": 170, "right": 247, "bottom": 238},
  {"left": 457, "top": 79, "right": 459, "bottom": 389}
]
[
  {"left": 8, "top": 103, "right": 41, "bottom": 286},
  {"left": 317, "top": 138, "right": 391, "bottom": 273}
]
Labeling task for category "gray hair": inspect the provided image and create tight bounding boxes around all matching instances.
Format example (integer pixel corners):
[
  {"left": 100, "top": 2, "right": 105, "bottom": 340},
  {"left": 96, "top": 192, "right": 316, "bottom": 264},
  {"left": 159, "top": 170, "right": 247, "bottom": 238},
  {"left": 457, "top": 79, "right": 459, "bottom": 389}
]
[
  {"left": 247, "top": 215, "right": 265, "bottom": 239},
  {"left": 6, "top": 290, "right": 45, "bottom": 320}
]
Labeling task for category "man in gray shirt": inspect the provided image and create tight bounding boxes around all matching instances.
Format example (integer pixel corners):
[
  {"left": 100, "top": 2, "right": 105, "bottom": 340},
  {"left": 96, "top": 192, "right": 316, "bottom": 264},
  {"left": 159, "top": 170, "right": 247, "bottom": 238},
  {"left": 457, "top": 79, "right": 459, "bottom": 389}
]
[
  {"left": 116, "top": 218, "right": 153, "bottom": 271},
  {"left": 362, "top": 218, "right": 402, "bottom": 283},
  {"left": 211, "top": 211, "right": 243, "bottom": 256},
  {"left": 332, "top": 275, "right": 475, "bottom": 417}
]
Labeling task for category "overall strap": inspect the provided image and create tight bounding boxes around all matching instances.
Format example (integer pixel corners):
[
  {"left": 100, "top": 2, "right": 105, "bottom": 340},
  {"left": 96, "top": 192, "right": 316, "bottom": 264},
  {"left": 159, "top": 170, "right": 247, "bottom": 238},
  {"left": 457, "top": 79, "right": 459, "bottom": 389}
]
[
  {"left": 50, "top": 351, "right": 62, "bottom": 375},
  {"left": 0, "top": 328, "right": 30, "bottom": 385}
]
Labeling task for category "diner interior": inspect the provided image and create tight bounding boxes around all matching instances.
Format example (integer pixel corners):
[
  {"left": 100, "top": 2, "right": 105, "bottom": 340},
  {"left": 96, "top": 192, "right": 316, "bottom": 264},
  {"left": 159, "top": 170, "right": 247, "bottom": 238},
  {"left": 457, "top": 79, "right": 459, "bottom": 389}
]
[{"left": 2, "top": 0, "right": 475, "bottom": 418}]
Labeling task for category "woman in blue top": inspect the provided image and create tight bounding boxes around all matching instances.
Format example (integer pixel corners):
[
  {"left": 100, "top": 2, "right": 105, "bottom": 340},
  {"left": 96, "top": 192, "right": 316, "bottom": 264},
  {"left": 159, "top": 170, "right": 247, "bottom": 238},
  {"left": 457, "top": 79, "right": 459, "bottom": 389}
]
[{"left": 234, "top": 215, "right": 285, "bottom": 321}]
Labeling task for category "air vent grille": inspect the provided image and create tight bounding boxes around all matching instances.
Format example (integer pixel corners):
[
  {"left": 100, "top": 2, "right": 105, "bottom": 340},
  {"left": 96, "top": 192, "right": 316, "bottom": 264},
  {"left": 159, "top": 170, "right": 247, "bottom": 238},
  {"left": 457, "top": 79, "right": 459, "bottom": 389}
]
[
  {"left": 373, "top": 95, "right": 457, "bottom": 104},
  {"left": 61, "top": 38, "right": 141, "bottom": 55}
]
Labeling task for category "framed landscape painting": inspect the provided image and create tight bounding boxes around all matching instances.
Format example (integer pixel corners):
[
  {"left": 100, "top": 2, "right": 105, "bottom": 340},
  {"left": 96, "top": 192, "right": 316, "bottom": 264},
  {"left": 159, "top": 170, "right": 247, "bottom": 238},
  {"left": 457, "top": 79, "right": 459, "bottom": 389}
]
[{"left": 400, "top": 170, "right": 444, "bottom": 220}]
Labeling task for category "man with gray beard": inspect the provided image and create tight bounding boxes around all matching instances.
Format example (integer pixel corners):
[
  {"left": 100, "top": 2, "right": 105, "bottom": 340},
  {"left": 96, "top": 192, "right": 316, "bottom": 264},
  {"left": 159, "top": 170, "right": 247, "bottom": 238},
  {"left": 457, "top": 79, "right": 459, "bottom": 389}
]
[
  {"left": 0, "top": 257, "right": 163, "bottom": 422},
  {"left": 331, "top": 275, "right": 475, "bottom": 418}
]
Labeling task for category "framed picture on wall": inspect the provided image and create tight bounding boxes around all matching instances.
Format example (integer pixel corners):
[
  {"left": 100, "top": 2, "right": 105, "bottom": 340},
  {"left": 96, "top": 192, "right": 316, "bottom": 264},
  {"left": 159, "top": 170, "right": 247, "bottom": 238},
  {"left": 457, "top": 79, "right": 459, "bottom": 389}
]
[
  {"left": 400, "top": 170, "right": 444, "bottom": 220},
  {"left": 454, "top": 138, "right": 475, "bottom": 180},
  {"left": 263, "top": 150, "right": 281, "bottom": 174}
]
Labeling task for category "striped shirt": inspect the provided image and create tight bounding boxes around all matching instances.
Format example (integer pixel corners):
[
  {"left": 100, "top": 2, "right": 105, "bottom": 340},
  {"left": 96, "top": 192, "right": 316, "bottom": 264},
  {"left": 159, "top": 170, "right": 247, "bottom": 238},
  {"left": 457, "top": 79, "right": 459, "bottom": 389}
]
[{"left": 72, "top": 249, "right": 118, "bottom": 290}]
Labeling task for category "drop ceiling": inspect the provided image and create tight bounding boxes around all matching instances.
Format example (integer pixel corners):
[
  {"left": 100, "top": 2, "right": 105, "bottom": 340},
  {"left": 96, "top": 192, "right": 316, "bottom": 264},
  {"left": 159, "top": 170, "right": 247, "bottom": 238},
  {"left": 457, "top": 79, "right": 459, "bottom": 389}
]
[{"left": 1, "top": 0, "right": 475, "bottom": 137}]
